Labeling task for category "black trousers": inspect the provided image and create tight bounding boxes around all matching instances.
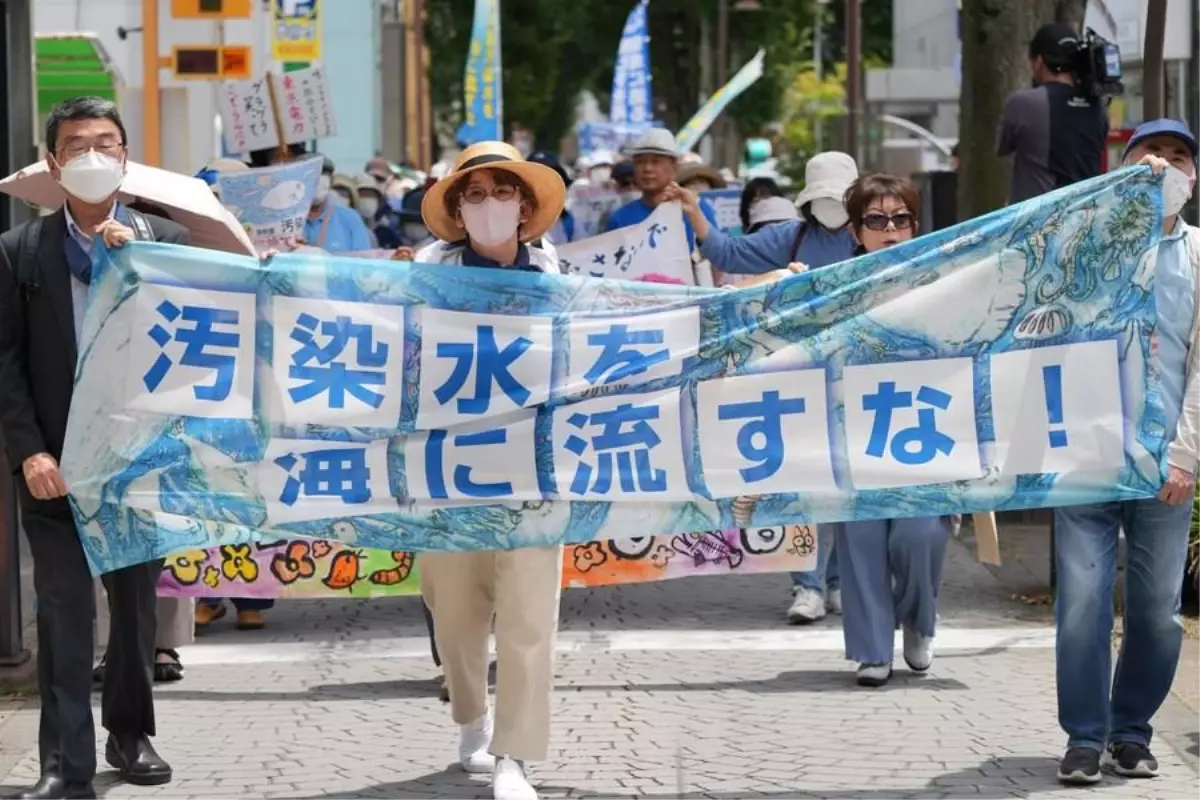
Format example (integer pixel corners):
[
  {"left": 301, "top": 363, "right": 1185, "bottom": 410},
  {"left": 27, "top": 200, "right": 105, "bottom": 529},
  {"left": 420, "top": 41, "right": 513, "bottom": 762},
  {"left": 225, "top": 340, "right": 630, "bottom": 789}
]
[{"left": 21, "top": 488, "right": 159, "bottom": 784}]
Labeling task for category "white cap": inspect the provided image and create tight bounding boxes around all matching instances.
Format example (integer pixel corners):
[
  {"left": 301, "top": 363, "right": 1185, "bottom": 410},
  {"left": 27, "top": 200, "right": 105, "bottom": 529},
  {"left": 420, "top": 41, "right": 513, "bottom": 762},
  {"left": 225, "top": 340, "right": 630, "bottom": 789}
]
[
  {"left": 627, "top": 128, "right": 681, "bottom": 160},
  {"left": 748, "top": 196, "right": 799, "bottom": 229},
  {"left": 795, "top": 151, "right": 859, "bottom": 208},
  {"left": 589, "top": 149, "right": 617, "bottom": 167}
]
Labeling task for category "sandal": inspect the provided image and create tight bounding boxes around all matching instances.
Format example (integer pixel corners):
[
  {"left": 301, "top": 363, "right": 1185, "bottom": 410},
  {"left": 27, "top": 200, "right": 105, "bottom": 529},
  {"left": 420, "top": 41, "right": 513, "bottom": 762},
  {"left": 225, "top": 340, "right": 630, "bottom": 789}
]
[{"left": 153, "top": 648, "right": 184, "bottom": 683}]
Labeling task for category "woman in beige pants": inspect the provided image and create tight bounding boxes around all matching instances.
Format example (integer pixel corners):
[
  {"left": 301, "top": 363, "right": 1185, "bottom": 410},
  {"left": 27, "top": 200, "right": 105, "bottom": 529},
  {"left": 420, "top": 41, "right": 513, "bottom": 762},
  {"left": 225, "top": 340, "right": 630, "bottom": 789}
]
[{"left": 417, "top": 143, "right": 568, "bottom": 800}]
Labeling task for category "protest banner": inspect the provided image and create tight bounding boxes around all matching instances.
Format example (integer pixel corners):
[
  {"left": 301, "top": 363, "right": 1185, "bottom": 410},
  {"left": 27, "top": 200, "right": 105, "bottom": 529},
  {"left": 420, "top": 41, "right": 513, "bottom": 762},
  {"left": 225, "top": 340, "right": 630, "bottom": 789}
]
[
  {"left": 157, "top": 526, "right": 817, "bottom": 599},
  {"left": 677, "top": 49, "right": 766, "bottom": 153},
  {"left": 217, "top": 156, "right": 322, "bottom": 248},
  {"left": 269, "top": 65, "right": 337, "bottom": 145},
  {"left": 575, "top": 122, "right": 653, "bottom": 158},
  {"left": 218, "top": 78, "right": 280, "bottom": 153},
  {"left": 65, "top": 169, "right": 1169, "bottom": 576},
  {"left": 557, "top": 202, "right": 694, "bottom": 283},
  {"left": 701, "top": 188, "right": 744, "bottom": 235},
  {"left": 611, "top": 0, "right": 652, "bottom": 125},
  {"left": 456, "top": 0, "right": 503, "bottom": 145},
  {"left": 565, "top": 183, "right": 623, "bottom": 240}
]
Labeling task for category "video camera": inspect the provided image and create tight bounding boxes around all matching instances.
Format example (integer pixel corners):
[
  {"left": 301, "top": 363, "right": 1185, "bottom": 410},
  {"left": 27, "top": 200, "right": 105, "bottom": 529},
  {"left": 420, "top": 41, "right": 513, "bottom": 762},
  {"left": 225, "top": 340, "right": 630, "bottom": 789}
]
[{"left": 1047, "top": 28, "right": 1124, "bottom": 99}]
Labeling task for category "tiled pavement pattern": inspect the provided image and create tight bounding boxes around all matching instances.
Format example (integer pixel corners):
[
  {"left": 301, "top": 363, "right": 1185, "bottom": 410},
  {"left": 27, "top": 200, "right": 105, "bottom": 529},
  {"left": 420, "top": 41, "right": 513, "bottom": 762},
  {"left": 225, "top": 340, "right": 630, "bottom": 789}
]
[{"left": 1, "top": 538, "right": 1197, "bottom": 799}]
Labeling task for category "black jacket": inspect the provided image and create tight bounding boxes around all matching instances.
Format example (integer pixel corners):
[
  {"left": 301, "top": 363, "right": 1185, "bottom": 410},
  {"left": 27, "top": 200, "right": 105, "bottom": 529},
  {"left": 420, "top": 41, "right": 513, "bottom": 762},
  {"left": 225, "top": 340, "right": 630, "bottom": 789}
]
[{"left": 0, "top": 209, "right": 189, "bottom": 472}]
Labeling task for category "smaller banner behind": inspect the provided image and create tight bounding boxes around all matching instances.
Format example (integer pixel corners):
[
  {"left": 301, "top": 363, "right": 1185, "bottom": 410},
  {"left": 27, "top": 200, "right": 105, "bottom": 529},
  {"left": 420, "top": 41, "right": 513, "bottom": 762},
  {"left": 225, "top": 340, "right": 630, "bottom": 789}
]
[
  {"left": 456, "top": 0, "right": 503, "bottom": 145},
  {"left": 217, "top": 157, "right": 322, "bottom": 249},
  {"left": 677, "top": 49, "right": 766, "bottom": 153},
  {"left": 556, "top": 202, "right": 693, "bottom": 283},
  {"left": 611, "top": 0, "right": 653, "bottom": 125}
]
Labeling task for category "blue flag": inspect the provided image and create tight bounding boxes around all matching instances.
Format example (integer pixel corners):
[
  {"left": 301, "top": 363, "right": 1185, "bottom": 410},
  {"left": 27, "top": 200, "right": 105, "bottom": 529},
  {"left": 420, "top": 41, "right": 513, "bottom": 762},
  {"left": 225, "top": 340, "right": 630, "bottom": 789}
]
[
  {"left": 611, "top": 0, "right": 652, "bottom": 125},
  {"left": 455, "top": 0, "right": 503, "bottom": 145}
]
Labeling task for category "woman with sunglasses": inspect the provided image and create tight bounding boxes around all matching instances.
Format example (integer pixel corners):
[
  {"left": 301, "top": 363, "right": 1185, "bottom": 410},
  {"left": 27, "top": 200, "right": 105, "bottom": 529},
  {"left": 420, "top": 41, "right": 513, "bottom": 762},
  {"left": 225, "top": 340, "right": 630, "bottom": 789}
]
[{"left": 835, "top": 173, "right": 953, "bottom": 688}]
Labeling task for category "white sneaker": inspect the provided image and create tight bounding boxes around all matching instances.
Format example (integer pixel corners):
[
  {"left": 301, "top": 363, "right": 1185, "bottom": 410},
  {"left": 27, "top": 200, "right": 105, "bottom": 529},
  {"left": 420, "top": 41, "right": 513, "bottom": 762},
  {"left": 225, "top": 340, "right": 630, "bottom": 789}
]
[
  {"left": 856, "top": 662, "right": 893, "bottom": 687},
  {"left": 459, "top": 713, "right": 496, "bottom": 773},
  {"left": 787, "top": 587, "right": 826, "bottom": 624},
  {"left": 826, "top": 588, "right": 843, "bottom": 615},
  {"left": 903, "top": 627, "right": 934, "bottom": 672},
  {"left": 492, "top": 756, "right": 537, "bottom": 800}
]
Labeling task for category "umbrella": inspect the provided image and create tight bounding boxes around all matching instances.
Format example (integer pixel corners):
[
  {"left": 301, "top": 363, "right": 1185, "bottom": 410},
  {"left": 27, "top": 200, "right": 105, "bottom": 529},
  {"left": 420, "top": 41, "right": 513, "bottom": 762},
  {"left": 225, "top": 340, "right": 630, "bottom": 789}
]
[{"left": 0, "top": 160, "right": 256, "bottom": 257}]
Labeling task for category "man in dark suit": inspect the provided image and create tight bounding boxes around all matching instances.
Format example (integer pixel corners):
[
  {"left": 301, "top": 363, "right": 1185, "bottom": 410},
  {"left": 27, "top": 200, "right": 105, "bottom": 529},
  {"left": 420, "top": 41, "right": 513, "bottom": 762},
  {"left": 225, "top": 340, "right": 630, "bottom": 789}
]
[{"left": 0, "top": 97, "right": 187, "bottom": 800}]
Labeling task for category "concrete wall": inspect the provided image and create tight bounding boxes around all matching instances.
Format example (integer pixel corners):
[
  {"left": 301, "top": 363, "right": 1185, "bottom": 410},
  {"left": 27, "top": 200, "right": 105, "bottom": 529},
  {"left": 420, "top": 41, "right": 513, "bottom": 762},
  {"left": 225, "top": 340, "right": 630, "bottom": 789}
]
[{"left": 34, "top": 0, "right": 380, "bottom": 176}]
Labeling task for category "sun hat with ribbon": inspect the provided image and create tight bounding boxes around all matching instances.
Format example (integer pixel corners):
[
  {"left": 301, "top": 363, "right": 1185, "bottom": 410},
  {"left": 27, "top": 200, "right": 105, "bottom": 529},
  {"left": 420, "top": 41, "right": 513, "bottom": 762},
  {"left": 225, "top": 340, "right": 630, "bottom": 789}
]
[
  {"left": 421, "top": 141, "right": 567, "bottom": 244},
  {"left": 795, "top": 151, "right": 859, "bottom": 209},
  {"left": 677, "top": 163, "right": 727, "bottom": 189},
  {"left": 748, "top": 195, "right": 799, "bottom": 230}
]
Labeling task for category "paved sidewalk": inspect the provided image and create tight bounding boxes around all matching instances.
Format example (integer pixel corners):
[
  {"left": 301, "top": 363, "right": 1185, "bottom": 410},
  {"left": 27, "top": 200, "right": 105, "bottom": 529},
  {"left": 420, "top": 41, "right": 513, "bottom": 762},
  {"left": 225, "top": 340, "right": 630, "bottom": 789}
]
[{"left": 0, "top": 540, "right": 1196, "bottom": 799}]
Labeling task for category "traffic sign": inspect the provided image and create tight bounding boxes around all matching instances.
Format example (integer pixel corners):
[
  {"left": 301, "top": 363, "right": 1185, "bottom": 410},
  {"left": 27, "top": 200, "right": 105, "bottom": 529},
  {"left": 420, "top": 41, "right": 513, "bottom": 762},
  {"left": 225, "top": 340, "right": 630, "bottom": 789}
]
[
  {"left": 171, "top": 45, "right": 253, "bottom": 80},
  {"left": 171, "top": 0, "right": 252, "bottom": 18}
]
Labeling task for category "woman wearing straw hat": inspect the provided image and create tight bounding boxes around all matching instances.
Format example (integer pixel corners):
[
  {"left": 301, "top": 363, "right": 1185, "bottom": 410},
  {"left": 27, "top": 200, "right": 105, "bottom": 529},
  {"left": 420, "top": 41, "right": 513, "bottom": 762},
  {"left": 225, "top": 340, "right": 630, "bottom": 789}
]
[{"left": 416, "top": 141, "right": 567, "bottom": 800}]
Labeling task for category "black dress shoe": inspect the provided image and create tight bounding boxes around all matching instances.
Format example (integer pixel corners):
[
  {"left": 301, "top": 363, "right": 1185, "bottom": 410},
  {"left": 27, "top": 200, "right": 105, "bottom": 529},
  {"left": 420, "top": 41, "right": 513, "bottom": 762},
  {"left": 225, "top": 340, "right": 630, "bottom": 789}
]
[
  {"left": 11, "top": 774, "right": 95, "bottom": 799},
  {"left": 105, "top": 734, "right": 172, "bottom": 786}
]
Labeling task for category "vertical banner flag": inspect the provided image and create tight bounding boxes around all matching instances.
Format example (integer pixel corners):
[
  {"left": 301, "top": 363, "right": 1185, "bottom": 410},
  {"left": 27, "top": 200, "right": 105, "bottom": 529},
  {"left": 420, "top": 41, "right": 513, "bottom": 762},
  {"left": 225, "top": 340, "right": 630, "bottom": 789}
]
[
  {"left": 270, "top": 0, "right": 322, "bottom": 62},
  {"left": 456, "top": 0, "right": 503, "bottom": 145},
  {"left": 611, "top": 0, "right": 653, "bottom": 125},
  {"left": 676, "top": 49, "right": 766, "bottom": 153}
]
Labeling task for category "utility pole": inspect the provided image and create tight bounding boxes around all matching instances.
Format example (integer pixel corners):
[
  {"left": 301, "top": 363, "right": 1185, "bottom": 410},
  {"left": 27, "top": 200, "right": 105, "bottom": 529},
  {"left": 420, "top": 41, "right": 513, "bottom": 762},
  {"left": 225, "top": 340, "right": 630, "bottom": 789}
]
[
  {"left": 845, "top": 0, "right": 861, "bottom": 164},
  {"left": 716, "top": 0, "right": 728, "bottom": 167},
  {"left": 142, "top": 0, "right": 161, "bottom": 165},
  {"left": 1143, "top": 0, "right": 1168, "bottom": 118}
]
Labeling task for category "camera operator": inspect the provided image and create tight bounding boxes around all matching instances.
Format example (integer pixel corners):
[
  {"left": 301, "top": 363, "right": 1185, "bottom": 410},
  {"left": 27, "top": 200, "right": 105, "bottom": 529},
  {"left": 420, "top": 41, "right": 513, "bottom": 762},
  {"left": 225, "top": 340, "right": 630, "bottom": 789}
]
[{"left": 998, "top": 23, "right": 1109, "bottom": 204}]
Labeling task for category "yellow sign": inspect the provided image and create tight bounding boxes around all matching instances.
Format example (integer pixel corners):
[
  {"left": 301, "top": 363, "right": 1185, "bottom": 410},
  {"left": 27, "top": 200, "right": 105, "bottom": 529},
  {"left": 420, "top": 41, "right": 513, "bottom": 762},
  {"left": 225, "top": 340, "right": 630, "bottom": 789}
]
[
  {"left": 171, "top": 0, "right": 252, "bottom": 18},
  {"left": 270, "top": 0, "right": 321, "bottom": 62},
  {"left": 171, "top": 46, "right": 253, "bottom": 80}
]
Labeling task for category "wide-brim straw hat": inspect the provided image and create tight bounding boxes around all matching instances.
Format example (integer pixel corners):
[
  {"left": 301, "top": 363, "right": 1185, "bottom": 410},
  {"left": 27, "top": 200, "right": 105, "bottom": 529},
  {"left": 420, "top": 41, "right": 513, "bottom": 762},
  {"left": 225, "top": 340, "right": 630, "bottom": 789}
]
[
  {"left": 421, "top": 141, "right": 566, "bottom": 244},
  {"left": 677, "top": 163, "right": 727, "bottom": 189}
]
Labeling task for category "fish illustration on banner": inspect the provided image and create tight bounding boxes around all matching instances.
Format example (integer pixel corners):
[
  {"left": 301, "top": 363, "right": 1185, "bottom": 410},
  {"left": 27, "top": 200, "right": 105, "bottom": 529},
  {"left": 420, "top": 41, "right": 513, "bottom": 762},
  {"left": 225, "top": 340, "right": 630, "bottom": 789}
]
[
  {"left": 456, "top": 0, "right": 503, "bottom": 146},
  {"left": 677, "top": 49, "right": 766, "bottom": 153},
  {"left": 66, "top": 169, "right": 1169, "bottom": 575},
  {"left": 157, "top": 526, "right": 818, "bottom": 599},
  {"left": 556, "top": 201, "right": 693, "bottom": 283},
  {"left": 611, "top": 0, "right": 653, "bottom": 125},
  {"left": 217, "top": 156, "right": 322, "bottom": 248}
]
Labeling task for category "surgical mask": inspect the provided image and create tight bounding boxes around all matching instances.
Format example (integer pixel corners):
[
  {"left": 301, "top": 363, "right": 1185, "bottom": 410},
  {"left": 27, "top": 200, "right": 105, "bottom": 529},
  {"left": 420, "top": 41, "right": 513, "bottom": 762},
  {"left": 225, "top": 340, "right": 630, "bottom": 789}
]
[
  {"left": 810, "top": 197, "right": 849, "bottom": 230},
  {"left": 313, "top": 174, "right": 332, "bottom": 205},
  {"left": 1162, "top": 165, "right": 1195, "bottom": 217},
  {"left": 330, "top": 191, "right": 349, "bottom": 207},
  {"left": 590, "top": 167, "right": 612, "bottom": 184},
  {"left": 358, "top": 197, "right": 379, "bottom": 219},
  {"left": 56, "top": 150, "right": 125, "bottom": 204},
  {"left": 403, "top": 222, "right": 430, "bottom": 243},
  {"left": 460, "top": 197, "right": 521, "bottom": 246}
]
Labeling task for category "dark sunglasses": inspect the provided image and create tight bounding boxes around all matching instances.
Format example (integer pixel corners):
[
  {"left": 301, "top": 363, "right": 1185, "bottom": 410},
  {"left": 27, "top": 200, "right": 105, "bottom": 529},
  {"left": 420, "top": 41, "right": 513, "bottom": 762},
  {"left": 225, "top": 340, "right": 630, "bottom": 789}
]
[{"left": 861, "top": 211, "right": 914, "bottom": 232}]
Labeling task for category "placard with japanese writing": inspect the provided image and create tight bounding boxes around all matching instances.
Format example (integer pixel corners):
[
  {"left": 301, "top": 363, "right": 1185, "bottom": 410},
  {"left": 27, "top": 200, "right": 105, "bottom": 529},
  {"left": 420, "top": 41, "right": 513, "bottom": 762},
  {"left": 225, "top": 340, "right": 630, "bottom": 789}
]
[
  {"left": 217, "top": 78, "right": 280, "bottom": 153},
  {"left": 557, "top": 202, "right": 695, "bottom": 284},
  {"left": 269, "top": 66, "right": 337, "bottom": 145},
  {"left": 64, "top": 169, "right": 1172, "bottom": 575},
  {"left": 216, "top": 156, "right": 322, "bottom": 249}
]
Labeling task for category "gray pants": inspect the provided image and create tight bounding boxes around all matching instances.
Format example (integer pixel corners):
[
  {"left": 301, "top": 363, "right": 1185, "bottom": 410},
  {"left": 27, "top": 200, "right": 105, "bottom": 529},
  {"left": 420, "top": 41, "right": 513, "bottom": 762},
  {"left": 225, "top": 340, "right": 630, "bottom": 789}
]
[{"left": 155, "top": 597, "right": 194, "bottom": 650}]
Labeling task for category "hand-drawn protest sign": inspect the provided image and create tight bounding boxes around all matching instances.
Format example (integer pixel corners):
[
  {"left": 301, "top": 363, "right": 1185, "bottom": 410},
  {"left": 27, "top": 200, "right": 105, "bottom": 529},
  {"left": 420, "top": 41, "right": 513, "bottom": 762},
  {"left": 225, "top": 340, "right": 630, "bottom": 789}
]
[
  {"left": 557, "top": 202, "right": 694, "bottom": 284},
  {"left": 65, "top": 169, "right": 1169, "bottom": 574},
  {"left": 218, "top": 78, "right": 280, "bottom": 153},
  {"left": 216, "top": 156, "right": 322, "bottom": 248}
]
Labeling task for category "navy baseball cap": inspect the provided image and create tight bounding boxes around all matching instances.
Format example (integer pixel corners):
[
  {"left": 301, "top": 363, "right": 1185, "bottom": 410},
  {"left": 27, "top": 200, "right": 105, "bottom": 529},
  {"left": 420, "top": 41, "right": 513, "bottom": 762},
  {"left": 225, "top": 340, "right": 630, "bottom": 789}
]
[{"left": 1123, "top": 119, "right": 1199, "bottom": 160}]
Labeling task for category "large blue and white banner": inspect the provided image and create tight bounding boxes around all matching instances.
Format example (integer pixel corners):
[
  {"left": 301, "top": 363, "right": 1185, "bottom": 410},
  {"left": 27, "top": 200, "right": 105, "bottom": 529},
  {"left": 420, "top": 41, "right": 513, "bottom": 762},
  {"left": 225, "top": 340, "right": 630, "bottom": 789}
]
[
  {"left": 611, "top": 0, "right": 652, "bottom": 125},
  {"left": 455, "top": 0, "right": 503, "bottom": 145},
  {"left": 65, "top": 170, "right": 1170, "bottom": 575}
]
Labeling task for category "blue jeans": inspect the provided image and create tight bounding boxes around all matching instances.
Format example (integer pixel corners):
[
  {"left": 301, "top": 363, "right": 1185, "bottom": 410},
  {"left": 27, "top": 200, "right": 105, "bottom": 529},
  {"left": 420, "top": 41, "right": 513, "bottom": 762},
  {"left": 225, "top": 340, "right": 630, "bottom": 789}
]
[
  {"left": 1054, "top": 497, "right": 1193, "bottom": 751},
  {"left": 836, "top": 517, "right": 950, "bottom": 664},
  {"left": 791, "top": 525, "right": 839, "bottom": 593}
]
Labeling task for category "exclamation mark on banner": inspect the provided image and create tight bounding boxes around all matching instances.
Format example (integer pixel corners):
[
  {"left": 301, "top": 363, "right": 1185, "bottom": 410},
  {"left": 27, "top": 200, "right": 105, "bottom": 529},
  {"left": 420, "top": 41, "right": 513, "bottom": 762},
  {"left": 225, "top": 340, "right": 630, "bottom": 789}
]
[{"left": 1043, "top": 364, "right": 1068, "bottom": 448}]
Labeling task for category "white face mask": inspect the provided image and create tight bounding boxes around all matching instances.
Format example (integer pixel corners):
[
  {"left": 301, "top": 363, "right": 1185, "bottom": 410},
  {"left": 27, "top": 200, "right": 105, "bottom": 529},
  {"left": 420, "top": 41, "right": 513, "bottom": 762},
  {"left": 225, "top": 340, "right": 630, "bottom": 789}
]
[
  {"left": 56, "top": 150, "right": 125, "bottom": 204},
  {"left": 313, "top": 174, "right": 332, "bottom": 205},
  {"left": 810, "top": 197, "right": 849, "bottom": 230},
  {"left": 590, "top": 167, "right": 612, "bottom": 185},
  {"left": 460, "top": 197, "right": 522, "bottom": 246},
  {"left": 358, "top": 198, "right": 379, "bottom": 219},
  {"left": 1162, "top": 165, "right": 1195, "bottom": 217}
]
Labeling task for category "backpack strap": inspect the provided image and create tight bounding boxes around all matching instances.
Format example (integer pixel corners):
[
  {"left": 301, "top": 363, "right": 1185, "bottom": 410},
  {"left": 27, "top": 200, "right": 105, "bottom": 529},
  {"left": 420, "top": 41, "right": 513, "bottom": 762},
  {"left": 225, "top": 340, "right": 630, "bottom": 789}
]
[
  {"left": 790, "top": 220, "right": 811, "bottom": 264},
  {"left": 125, "top": 209, "right": 157, "bottom": 243}
]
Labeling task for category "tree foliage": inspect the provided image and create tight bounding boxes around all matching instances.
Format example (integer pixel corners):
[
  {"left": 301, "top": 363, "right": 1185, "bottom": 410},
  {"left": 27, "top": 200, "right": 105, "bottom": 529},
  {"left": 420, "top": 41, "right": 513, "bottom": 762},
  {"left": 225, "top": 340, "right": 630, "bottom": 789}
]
[{"left": 424, "top": 0, "right": 892, "bottom": 155}]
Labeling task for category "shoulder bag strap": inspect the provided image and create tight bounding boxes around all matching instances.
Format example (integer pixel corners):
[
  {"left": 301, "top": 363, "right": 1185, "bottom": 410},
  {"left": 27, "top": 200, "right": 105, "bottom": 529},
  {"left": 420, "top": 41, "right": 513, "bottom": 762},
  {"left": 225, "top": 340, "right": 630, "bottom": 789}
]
[{"left": 125, "top": 209, "right": 157, "bottom": 242}]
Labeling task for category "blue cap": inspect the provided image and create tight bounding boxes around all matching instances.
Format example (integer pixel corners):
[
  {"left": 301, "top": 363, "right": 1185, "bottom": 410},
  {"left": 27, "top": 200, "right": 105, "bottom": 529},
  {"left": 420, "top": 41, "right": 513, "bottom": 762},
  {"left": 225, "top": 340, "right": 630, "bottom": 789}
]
[{"left": 1124, "top": 119, "right": 1199, "bottom": 160}]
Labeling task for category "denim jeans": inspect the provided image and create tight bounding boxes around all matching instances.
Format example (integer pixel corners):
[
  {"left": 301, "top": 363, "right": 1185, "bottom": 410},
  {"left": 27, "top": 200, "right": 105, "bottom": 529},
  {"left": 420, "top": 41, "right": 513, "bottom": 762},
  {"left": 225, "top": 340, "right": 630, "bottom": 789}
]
[
  {"left": 1054, "top": 497, "right": 1193, "bottom": 751},
  {"left": 836, "top": 517, "right": 950, "bottom": 664},
  {"left": 790, "top": 524, "right": 839, "bottom": 593}
]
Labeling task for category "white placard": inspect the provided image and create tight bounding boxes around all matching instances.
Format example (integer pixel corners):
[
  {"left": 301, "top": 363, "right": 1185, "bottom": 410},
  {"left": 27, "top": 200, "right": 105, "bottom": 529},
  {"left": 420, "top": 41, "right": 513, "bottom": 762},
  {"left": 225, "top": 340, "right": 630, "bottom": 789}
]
[
  {"left": 266, "top": 296, "right": 406, "bottom": 427},
  {"left": 405, "top": 410, "right": 540, "bottom": 501},
  {"left": 260, "top": 438, "right": 394, "bottom": 524},
  {"left": 697, "top": 368, "right": 837, "bottom": 497},
  {"left": 270, "top": 65, "right": 337, "bottom": 145},
  {"left": 217, "top": 78, "right": 280, "bottom": 153},
  {"left": 125, "top": 284, "right": 257, "bottom": 420},
  {"left": 842, "top": 357, "right": 983, "bottom": 489},
  {"left": 990, "top": 341, "right": 1125, "bottom": 476},
  {"left": 557, "top": 202, "right": 694, "bottom": 284}
]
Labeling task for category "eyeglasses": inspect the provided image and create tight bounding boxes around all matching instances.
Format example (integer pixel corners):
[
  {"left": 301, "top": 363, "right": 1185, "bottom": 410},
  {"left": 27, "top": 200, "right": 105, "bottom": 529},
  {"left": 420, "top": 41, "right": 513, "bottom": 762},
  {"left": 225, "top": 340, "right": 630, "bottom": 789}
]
[
  {"left": 460, "top": 184, "right": 518, "bottom": 205},
  {"left": 59, "top": 139, "right": 125, "bottom": 160},
  {"left": 861, "top": 211, "right": 914, "bottom": 232}
]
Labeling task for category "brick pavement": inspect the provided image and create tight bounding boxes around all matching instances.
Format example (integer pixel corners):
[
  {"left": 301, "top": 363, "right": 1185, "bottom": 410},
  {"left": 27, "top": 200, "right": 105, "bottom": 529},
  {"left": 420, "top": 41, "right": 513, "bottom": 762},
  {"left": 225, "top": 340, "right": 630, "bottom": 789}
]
[{"left": 0, "top": 539, "right": 1196, "bottom": 799}]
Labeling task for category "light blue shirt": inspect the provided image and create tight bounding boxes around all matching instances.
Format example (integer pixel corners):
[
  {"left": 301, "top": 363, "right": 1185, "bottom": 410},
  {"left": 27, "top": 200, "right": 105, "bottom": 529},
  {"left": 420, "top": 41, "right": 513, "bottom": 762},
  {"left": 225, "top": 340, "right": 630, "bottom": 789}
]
[
  {"left": 303, "top": 204, "right": 373, "bottom": 254},
  {"left": 604, "top": 197, "right": 719, "bottom": 250},
  {"left": 1155, "top": 225, "right": 1197, "bottom": 437}
]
